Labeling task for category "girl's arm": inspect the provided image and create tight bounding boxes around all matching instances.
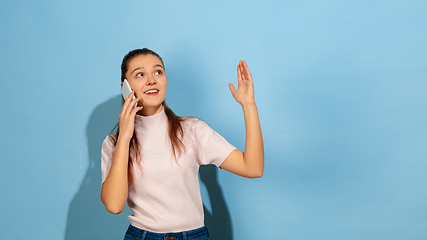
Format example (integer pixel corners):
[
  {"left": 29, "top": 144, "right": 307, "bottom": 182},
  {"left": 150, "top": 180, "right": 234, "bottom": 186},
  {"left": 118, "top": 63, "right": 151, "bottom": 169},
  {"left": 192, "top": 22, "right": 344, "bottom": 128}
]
[
  {"left": 220, "top": 60, "right": 264, "bottom": 178},
  {"left": 100, "top": 92, "right": 142, "bottom": 214}
]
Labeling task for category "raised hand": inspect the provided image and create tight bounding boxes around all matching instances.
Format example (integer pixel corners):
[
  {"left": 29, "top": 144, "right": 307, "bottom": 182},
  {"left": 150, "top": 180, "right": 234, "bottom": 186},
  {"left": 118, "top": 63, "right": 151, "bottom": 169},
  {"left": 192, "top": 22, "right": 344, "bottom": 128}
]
[
  {"left": 228, "top": 60, "right": 255, "bottom": 105},
  {"left": 221, "top": 60, "right": 264, "bottom": 178},
  {"left": 118, "top": 91, "right": 143, "bottom": 142},
  {"left": 102, "top": 92, "right": 142, "bottom": 215}
]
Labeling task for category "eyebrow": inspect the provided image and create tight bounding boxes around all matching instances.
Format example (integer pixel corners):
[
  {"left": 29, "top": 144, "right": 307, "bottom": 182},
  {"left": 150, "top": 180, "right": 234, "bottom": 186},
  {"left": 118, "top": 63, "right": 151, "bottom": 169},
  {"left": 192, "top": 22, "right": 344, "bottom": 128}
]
[{"left": 131, "top": 64, "right": 164, "bottom": 74}]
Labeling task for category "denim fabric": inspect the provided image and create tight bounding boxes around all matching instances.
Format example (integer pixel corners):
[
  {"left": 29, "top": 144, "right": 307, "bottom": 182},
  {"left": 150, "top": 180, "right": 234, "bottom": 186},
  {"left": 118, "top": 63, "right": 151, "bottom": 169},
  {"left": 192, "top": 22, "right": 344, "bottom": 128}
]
[{"left": 124, "top": 225, "right": 209, "bottom": 240}]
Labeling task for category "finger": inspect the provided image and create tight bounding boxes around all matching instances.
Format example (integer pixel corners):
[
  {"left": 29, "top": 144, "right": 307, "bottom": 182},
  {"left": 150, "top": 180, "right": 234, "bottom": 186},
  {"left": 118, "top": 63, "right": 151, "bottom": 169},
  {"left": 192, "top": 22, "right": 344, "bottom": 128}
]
[
  {"left": 237, "top": 64, "right": 243, "bottom": 89},
  {"left": 126, "top": 91, "right": 135, "bottom": 102},
  {"left": 240, "top": 60, "right": 249, "bottom": 81},
  {"left": 130, "top": 106, "right": 143, "bottom": 117},
  {"left": 241, "top": 60, "right": 246, "bottom": 72},
  {"left": 239, "top": 60, "right": 249, "bottom": 81},
  {"left": 228, "top": 83, "right": 237, "bottom": 94},
  {"left": 121, "top": 91, "right": 135, "bottom": 113},
  {"left": 124, "top": 96, "right": 140, "bottom": 116},
  {"left": 243, "top": 60, "right": 253, "bottom": 81},
  {"left": 128, "top": 97, "right": 141, "bottom": 114}
]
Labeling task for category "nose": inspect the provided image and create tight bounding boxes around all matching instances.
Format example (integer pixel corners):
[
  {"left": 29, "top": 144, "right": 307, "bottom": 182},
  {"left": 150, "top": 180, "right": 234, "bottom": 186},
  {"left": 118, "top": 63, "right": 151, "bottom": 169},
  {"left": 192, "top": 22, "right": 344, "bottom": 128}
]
[{"left": 146, "top": 74, "right": 157, "bottom": 86}]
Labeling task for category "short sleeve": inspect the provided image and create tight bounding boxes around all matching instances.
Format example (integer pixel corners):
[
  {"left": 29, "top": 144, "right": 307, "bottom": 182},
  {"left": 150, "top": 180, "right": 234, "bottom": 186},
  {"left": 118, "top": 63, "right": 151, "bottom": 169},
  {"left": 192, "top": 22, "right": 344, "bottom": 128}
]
[
  {"left": 193, "top": 120, "right": 237, "bottom": 167},
  {"left": 101, "top": 135, "right": 116, "bottom": 184}
]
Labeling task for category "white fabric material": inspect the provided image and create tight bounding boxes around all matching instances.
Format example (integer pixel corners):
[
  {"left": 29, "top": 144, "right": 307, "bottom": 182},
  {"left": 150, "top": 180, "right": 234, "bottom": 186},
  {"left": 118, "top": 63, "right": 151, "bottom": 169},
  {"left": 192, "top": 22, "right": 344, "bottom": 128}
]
[{"left": 101, "top": 107, "right": 236, "bottom": 233}]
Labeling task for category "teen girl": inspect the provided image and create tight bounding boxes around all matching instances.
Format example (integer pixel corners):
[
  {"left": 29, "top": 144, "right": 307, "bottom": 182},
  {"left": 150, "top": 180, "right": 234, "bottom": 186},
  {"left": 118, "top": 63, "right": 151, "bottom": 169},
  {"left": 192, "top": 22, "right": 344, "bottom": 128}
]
[{"left": 101, "top": 48, "right": 264, "bottom": 240}]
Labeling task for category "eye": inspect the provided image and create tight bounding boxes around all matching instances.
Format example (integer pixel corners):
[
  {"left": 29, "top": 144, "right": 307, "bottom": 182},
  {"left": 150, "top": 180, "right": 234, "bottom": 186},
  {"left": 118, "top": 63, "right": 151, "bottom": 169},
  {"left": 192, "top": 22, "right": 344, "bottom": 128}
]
[
  {"left": 136, "top": 72, "right": 144, "bottom": 78},
  {"left": 154, "top": 70, "right": 163, "bottom": 75}
]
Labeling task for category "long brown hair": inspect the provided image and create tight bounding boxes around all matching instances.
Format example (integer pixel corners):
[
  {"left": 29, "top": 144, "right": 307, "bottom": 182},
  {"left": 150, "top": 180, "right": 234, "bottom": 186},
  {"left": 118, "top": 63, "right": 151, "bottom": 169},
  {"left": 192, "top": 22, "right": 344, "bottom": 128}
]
[{"left": 111, "top": 48, "right": 186, "bottom": 185}]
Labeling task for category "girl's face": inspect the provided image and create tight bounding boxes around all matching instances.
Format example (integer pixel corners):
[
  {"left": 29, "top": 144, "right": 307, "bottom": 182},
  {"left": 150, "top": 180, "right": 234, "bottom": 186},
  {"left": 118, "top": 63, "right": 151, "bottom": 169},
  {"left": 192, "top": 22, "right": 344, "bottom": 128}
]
[{"left": 125, "top": 54, "right": 167, "bottom": 115}]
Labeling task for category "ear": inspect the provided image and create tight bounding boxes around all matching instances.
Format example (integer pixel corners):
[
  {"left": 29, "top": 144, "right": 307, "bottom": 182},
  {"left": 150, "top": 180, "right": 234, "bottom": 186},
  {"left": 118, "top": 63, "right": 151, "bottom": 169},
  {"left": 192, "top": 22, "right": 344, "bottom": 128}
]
[{"left": 121, "top": 82, "right": 123, "bottom": 87}]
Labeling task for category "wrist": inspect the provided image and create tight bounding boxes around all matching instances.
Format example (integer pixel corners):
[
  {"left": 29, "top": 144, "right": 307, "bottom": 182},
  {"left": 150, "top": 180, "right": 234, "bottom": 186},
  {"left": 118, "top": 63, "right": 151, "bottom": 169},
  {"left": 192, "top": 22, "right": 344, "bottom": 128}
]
[
  {"left": 117, "top": 134, "right": 132, "bottom": 145},
  {"left": 240, "top": 102, "right": 257, "bottom": 109}
]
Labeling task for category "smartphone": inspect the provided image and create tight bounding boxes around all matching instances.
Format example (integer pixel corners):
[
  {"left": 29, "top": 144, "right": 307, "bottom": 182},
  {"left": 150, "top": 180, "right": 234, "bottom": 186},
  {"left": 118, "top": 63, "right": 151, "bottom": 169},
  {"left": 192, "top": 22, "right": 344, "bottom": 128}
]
[{"left": 121, "top": 79, "right": 138, "bottom": 108}]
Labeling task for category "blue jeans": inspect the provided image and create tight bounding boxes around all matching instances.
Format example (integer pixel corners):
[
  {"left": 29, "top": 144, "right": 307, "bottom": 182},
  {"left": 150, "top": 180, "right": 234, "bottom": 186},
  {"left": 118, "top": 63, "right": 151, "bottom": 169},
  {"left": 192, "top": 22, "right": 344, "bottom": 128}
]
[{"left": 124, "top": 225, "right": 210, "bottom": 240}]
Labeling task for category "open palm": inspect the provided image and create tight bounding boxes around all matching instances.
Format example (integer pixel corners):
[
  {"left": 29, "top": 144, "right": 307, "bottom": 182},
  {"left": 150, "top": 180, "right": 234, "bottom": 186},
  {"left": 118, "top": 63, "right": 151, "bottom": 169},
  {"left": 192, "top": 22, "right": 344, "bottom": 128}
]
[{"left": 229, "top": 60, "right": 255, "bottom": 105}]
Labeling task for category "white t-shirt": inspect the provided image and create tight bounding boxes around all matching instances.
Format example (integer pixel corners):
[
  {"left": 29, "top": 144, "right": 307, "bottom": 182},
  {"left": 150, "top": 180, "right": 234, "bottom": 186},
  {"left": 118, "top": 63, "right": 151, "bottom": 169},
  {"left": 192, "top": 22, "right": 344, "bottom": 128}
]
[{"left": 101, "top": 107, "right": 236, "bottom": 233}]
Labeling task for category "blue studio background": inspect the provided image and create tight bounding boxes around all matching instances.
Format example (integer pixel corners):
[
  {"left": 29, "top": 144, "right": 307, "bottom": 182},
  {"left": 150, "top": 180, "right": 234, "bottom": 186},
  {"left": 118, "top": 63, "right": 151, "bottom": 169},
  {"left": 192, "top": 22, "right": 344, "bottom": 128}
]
[{"left": 1, "top": 1, "right": 426, "bottom": 239}]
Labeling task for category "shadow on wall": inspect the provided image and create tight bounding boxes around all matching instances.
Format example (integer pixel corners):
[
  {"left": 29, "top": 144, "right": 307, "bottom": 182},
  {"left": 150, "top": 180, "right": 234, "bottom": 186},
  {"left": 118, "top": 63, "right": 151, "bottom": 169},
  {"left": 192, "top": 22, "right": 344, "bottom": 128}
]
[
  {"left": 200, "top": 165, "right": 233, "bottom": 240},
  {"left": 64, "top": 95, "right": 131, "bottom": 240},
  {"left": 64, "top": 95, "right": 233, "bottom": 240}
]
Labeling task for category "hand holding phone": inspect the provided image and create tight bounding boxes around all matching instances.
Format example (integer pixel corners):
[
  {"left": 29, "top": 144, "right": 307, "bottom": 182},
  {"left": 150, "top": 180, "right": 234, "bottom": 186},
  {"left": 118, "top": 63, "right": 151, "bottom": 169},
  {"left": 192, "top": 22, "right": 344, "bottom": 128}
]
[{"left": 121, "top": 79, "right": 138, "bottom": 109}]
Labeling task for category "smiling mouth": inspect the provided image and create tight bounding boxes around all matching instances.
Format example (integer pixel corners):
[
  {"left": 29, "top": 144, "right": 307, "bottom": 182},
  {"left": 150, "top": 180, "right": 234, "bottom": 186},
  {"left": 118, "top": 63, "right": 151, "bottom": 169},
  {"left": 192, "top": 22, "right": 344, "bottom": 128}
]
[{"left": 144, "top": 89, "right": 159, "bottom": 95}]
